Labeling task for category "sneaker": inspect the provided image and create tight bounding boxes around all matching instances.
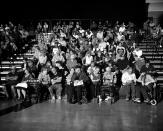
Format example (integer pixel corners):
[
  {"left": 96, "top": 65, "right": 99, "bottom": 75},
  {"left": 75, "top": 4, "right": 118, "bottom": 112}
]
[
  {"left": 105, "top": 96, "right": 112, "bottom": 101},
  {"left": 125, "top": 97, "right": 130, "bottom": 101},
  {"left": 58, "top": 96, "right": 61, "bottom": 100},
  {"left": 98, "top": 96, "right": 102, "bottom": 103},
  {"left": 134, "top": 98, "right": 141, "bottom": 103},
  {"left": 51, "top": 96, "right": 55, "bottom": 101},
  {"left": 78, "top": 101, "right": 82, "bottom": 105},
  {"left": 144, "top": 99, "right": 150, "bottom": 103}
]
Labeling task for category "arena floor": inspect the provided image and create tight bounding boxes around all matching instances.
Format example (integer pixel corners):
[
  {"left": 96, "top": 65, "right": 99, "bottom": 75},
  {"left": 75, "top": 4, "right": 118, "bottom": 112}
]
[{"left": 0, "top": 99, "right": 163, "bottom": 131}]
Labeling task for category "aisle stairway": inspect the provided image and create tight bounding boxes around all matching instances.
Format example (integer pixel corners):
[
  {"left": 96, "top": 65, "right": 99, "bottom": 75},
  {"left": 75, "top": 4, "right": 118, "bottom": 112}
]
[
  {"left": 138, "top": 40, "right": 163, "bottom": 88},
  {"left": 0, "top": 51, "right": 34, "bottom": 82},
  {"left": 0, "top": 47, "right": 34, "bottom": 97}
]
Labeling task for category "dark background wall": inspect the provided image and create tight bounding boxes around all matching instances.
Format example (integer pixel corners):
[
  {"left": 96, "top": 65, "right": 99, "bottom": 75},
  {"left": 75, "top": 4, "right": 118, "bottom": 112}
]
[{"left": 1, "top": 0, "right": 147, "bottom": 27}]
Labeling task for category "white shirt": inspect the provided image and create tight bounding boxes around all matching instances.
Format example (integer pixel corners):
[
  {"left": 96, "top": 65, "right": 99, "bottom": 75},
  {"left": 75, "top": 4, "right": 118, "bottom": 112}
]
[
  {"left": 119, "top": 26, "right": 126, "bottom": 32},
  {"left": 86, "top": 31, "right": 93, "bottom": 39},
  {"left": 117, "top": 33, "right": 124, "bottom": 41},
  {"left": 97, "top": 31, "right": 103, "bottom": 39},
  {"left": 122, "top": 72, "right": 136, "bottom": 85},
  {"left": 58, "top": 39, "right": 66, "bottom": 47},
  {"left": 85, "top": 56, "right": 93, "bottom": 65},
  {"left": 39, "top": 55, "right": 47, "bottom": 64},
  {"left": 133, "top": 49, "right": 142, "bottom": 58},
  {"left": 98, "top": 42, "right": 109, "bottom": 51},
  {"left": 60, "top": 32, "right": 66, "bottom": 38}
]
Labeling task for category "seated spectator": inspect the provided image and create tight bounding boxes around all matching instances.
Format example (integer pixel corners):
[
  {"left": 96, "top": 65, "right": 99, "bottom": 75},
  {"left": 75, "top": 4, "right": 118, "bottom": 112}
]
[
  {"left": 87, "top": 62, "right": 96, "bottom": 75},
  {"left": 37, "top": 52, "right": 48, "bottom": 71},
  {"left": 121, "top": 67, "right": 136, "bottom": 101},
  {"left": 55, "top": 61, "right": 68, "bottom": 98},
  {"left": 133, "top": 48, "right": 143, "bottom": 59},
  {"left": 90, "top": 21, "right": 97, "bottom": 31},
  {"left": 115, "top": 43, "right": 126, "bottom": 61},
  {"left": 71, "top": 65, "right": 90, "bottom": 104},
  {"left": 98, "top": 39, "right": 108, "bottom": 52},
  {"left": 136, "top": 72, "right": 156, "bottom": 103},
  {"left": 6, "top": 66, "right": 19, "bottom": 99},
  {"left": 95, "top": 51, "right": 103, "bottom": 67},
  {"left": 66, "top": 53, "right": 78, "bottom": 71},
  {"left": 58, "top": 37, "right": 67, "bottom": 52},
  {"left": 52, "top": 49, "right": 65, "bottom": 66},
  {"left": 38, "top": 67, "right": 50, "bottom": 102},
  {"left": 26, "top": 60, "right": 38, "bottom": 78},
  {"left": 82, "top": 51, "right": 93, "bottom": 72},
  {"left": 15, "top": 69, "right": 33, "bottom": 101},
  {"left": 43, "top": 22, "right": 49, "bottom": 33},
  {"left": 140, "top": 60, "right": 155, "bottom": 75},
  {"left": 96, "top": 29, "right": 103, "bottom": 40},
  {"left": 49, "top": 67, "right": 62, "bottom": 101}
]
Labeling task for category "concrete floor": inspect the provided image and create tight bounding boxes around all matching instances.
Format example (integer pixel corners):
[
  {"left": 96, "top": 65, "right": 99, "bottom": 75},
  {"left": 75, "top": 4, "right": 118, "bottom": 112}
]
[{"left": 0, "top": 99, "right": 163, "bottom": 131}]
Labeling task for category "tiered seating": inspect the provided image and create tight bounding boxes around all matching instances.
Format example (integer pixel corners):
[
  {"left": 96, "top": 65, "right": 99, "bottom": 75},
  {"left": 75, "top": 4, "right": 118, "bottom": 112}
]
[
  {"left": 0, "top": 50, "right": 34, "bottom": 85},
  {"left": 0, "top": 39, "right": 163, "bottom": 97},
  {"left": 138, "top": 40, "right": 163, "bottom": 88}
]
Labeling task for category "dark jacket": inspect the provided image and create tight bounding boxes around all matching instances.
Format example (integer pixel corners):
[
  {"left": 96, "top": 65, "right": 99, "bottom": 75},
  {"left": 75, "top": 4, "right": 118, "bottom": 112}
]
[{"left": 71, "top": 71, "right": 90, "bottom": 85}]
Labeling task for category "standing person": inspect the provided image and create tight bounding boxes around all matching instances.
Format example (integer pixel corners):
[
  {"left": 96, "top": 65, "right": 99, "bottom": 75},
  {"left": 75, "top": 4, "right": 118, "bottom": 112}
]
[
  {"left": 66, "top": 69, "right": 75, "bottom": 103},
  {"left": 90, "top": 67, "right": 101, "bottom": 99},
  {"left": 102, "top": 66, "right": 117, "bottom": 101},
  {"left": 38, "top": 67, "right": 51, "bottom": 102},
  {"left": 121, "top": 67, "right": 136, "bottom": 101}
]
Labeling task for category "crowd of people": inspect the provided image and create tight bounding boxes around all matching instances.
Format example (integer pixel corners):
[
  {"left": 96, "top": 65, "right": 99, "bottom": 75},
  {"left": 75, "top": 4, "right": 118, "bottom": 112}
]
[
  {"left": 5, "top": 19, "right": 160, "bottom": 105},
  {"left": 0, "top": 21, "right": 35, "bottom": 62}
]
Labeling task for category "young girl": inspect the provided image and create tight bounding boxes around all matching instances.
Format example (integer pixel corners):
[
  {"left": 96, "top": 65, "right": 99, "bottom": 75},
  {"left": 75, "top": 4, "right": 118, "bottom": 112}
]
[
  {"left": 102, "top": 66, "right": 117, "bottom": 101},
  {"left": 90, "top": 67, "right": 101, "bottom": 99},
  {"left": 38, "top": 67, "right": 51, "bottom": 102},
  {"left": 121, "top": 67, "right": 136, "bottom": 101}
]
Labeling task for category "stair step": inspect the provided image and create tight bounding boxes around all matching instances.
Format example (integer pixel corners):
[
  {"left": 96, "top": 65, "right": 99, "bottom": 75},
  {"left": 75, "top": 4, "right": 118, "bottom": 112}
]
[
  {"left": 0, "top": 71, "right": 9, "bottom": 75},
  {"left": 0, "top": 66, "right": 22, "bottom": 69},
  {"left": 145, "top": 56, "right": 163, "bottom": 59},
  {"left": 139, "top": 48, "right": 163, "bottom": 51},
  {"left": 1, "top": 61, "right": 24, "bottom": 64},
  {"left": 143, "top": 52, "right": 163, "bottom": 54},
  {"left": 150, "top": 60, "right": 163, "bottom": 63}
]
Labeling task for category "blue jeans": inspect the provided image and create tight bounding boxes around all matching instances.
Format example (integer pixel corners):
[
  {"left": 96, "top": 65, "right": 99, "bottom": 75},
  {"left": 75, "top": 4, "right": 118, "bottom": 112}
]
[
  {"left": 123, "top": 82, "right": 135, "bottom": 99},
  {"left": 49, "top": 84, "right": 62, "bottom": 98}
]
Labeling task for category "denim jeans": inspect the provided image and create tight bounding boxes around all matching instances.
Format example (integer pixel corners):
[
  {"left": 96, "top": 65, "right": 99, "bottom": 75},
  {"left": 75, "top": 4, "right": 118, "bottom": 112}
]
[
  {"left": 123, "top": 82, "right": 135, "bottom": 99},
  {"left": 49, "top": 84, "right": 62, "bottom": 98}
]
